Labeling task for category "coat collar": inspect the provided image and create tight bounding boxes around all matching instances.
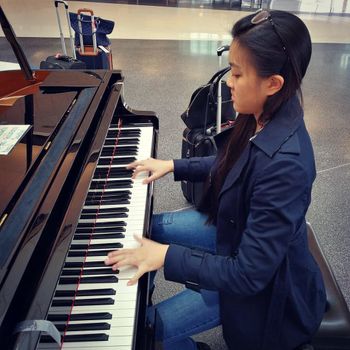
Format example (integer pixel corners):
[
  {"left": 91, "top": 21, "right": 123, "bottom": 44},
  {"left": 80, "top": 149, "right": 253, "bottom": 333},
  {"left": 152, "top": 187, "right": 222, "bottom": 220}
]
[
  {"left": 250, "top": 95, "right": 304, "bottom": 158},
  {"left": 218, "top": 95, "right": 304, "bottom": 198}
]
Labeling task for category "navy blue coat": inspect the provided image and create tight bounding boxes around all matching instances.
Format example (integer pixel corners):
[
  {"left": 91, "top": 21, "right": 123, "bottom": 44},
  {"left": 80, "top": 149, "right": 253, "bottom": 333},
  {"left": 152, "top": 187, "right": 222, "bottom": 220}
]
[{"left": 164, "top": 96, "right": 326, "bottom": 350}]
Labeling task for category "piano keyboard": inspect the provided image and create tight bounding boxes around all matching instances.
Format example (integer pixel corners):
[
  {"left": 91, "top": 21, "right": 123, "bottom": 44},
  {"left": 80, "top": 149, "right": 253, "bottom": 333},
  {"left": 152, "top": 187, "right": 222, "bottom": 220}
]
[{"left": 38, "top": 122, "right": 154, "bottom": 350}]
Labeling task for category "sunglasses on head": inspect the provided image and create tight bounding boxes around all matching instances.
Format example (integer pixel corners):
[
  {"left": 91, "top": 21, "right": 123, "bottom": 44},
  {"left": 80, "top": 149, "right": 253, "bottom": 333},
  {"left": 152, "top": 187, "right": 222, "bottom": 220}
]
[{"left": 251, "top": 9, "right": 290, "bottom": 63}]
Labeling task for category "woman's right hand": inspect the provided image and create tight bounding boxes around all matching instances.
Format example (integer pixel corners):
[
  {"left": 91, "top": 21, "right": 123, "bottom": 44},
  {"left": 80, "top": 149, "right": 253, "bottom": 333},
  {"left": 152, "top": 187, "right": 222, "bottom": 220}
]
[{"left": 126, "top": 158, "right": 174, "bottom": 184}]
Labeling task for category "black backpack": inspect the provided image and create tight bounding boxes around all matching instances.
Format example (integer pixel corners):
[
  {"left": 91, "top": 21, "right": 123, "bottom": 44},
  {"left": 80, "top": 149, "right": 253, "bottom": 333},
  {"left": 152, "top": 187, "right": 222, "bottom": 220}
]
[{"left": 181, "top": 67, "right": 235, "bottom": 129}]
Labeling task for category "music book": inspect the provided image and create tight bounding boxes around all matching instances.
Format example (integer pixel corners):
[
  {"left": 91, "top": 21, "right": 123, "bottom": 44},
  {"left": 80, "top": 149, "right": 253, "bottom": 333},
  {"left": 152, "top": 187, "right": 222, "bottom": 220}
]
[{"left": 0, "top": 124, "right": 31, "bottom": 155}]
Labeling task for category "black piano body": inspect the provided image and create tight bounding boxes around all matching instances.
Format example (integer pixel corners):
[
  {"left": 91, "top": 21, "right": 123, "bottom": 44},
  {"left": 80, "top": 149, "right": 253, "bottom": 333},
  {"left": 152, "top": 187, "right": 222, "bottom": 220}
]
[{"left": 0, "top": 69, "right": 159, "bottom": 350}]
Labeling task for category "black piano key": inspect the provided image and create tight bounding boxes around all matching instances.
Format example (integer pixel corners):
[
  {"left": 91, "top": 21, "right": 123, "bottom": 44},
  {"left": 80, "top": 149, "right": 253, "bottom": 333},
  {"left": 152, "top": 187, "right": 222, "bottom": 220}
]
[
  {"left": 47, "top": 312, "right": 112, "bottom": 322},
  {"left": 82, "top": 207, "right": 129, "bottom": 215},
  {"left": 94, "top": 168, "right": 133, "bottom": 178},
  {"left": 109, "top": 124, "right": 141, "bottom": 128},
  {"left": 86, "top": 192, "right": 131, "bottom": 200},
  {"left": 52, "top": 298, "right": 115, "bottom": 307},
  {"left": 105, "top": 138, "right": 139, "bottom": 145},
  {"left": 101, "top": 145, "right": 138, "bottom": 152},
  {"left": 84, "top": 199, "right": 129, "bottom": 206},
  {"left": 93, "top": 172, "right": 131, "bottom": 180},
  {"left": 55, "top": 288, "right": 116, "bottom": 297},
  {"left": 98, "top": 156, "right": 136, "bottom": 165},
  {"left": 77, "top": 221, "right": 126, "bottom": 228},
  {"left": 84, "top": 199, "right": 130, "bottom": 206},
  {"left": 85, "top": 195, "right": 130, "bottom": 203},
  {"left": 85, "top": 199, "right": 130, "bottom": 206},
  {"left": 59, "top": 275, "right": 118, "bottom": 284},
  {"left": 107, "top": 129, "right": 140, "bottom": 137},
  {"left": 90, "top": 180, "right": 133, "bottom": 189},
  {"left": 75, "top": 227, "right": 125, "bottom": 234},
  {"left": 73, "top": 233, "right": 125, "bottom": 240},
  {"left": 41, "top": 333, "right": 108, "bottom": 343},
  {"left": 81, "top": 210, "right": 128, "bottom": 216},
  {"left": 94, "top": 167, "right": 133, "bottom": 174},
  {"left": 101, "top": 148, "right": 138, "bottom": 157},
  {"left": 81, "top": 207, "right": 129, "bottom": 214},
  {"left": 87, "top": 189, "right": 131, "bottom": 195},
  {"left": 80, "top": 212, "right": 128, "bottom": 219},
  {"left": 90, "top": 178, "right": 132, "bottom": 184},
  {"left": 64, "top": 261, "right": 106, "bottom": 268},
  {"left": 62, "top": 268, "right": 118, "bottom": 276},
  {"left": 54, "top": 322, "right": 111, "bottom": 332},
  {"left": 70, "top": 242, "right": 122, "bottom": 250},
  {"left": 65, "top": 333, "right": 109, "bottom": 342},
  {"left": 75, "top": 226, "right": 125, "bottom": 234},
  {"left": 68, "top": 249, "right": 120, "bottom": 257},
  {"left": 86, "top": 197, "right": 131, "bottom": 203},
  {"left": 122, "top": 122, "right": 152, "bottom": 127}
]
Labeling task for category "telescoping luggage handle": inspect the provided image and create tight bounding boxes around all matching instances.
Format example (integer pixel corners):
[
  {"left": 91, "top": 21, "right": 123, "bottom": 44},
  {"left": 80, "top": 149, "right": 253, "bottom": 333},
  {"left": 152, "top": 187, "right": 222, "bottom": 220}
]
[
  {"left": 216, "top": 45, "right": 230, "bottom": 133},
  {"left": 54, "top": 0, "right": 76, "bottom": 59},
  {"left": 77, "top": 8, "right": 98, "bottom": 55}
]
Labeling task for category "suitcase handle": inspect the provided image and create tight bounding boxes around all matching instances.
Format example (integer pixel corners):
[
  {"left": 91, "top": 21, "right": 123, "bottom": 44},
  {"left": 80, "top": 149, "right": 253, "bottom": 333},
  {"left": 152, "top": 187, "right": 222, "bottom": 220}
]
[
  {"left": 54, "top": 0, "right": 76, "bottom": 59},
  {"left": 54, "top": 0, "right": 68, "bottom": 9},
  {"left": 77, "top": 8, "right": 94, "bottom": 16},
  {"left": 77, "top": 8, "right": 97, "bottom": 54}
]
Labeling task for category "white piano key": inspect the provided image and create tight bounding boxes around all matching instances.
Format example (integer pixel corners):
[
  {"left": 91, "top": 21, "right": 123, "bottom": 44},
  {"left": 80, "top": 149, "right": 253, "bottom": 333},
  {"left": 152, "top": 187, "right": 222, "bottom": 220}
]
[{"left": 59, "top": 336, "right": 133, "bottom": 348}]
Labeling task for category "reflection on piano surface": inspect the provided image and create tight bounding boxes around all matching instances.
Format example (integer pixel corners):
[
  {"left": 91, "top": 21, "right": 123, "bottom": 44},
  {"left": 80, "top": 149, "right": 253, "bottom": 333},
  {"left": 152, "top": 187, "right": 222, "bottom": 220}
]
[{"left": 0, "top": 5, "right": 158, "bottom": 350}]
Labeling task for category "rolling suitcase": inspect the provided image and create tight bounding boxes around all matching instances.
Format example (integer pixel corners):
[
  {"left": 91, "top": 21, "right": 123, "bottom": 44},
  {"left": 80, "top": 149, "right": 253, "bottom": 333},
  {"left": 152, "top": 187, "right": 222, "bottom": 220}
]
[
  {"left": 181, "top": 45, "right": 235, "bottom": 207},
  {"left": 73, "top": 8, "right": 113, "bottom": 69},
  {"left": 40, "top": 0, "right": 86, "bottom": 70}
]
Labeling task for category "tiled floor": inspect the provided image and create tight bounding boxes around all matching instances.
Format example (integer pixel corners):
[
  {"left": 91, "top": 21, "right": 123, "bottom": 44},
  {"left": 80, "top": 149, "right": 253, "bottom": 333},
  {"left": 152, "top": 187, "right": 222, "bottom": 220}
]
[{"left": 1, "top": 1, "right": 350, "bottom": 349}]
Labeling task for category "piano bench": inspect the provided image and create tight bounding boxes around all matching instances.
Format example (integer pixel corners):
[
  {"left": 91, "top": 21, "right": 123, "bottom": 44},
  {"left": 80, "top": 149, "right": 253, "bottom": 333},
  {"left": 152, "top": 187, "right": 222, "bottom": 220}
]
[{"left": 307, "top": 222, "right": 350, "bottom": 350}]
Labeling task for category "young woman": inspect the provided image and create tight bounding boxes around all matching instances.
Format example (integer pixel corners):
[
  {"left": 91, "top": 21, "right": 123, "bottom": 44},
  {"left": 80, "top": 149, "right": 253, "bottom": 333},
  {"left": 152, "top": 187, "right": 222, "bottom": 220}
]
[{"left": 105, "top": 9, "right": 326, "bottom": 350}]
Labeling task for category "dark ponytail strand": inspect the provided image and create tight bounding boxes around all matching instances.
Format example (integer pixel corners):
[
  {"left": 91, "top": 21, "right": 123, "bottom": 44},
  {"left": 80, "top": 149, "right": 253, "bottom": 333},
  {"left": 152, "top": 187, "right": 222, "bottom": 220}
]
[{"left": 198, "top": 114, "right": 256, "bottom": 224}]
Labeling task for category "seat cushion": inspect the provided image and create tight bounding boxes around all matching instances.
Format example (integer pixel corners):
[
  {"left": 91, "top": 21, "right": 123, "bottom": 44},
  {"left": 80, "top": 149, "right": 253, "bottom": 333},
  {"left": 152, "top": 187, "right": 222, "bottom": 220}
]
[{"left": 307, "top": 223, "right": 350, "bottom": 350}]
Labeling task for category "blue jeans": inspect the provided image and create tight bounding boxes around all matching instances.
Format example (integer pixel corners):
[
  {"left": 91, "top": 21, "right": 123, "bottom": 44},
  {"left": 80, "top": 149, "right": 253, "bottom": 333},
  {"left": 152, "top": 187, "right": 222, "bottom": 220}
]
[{"left": 147, "top": 209, "right": 221, "bottom": 350}]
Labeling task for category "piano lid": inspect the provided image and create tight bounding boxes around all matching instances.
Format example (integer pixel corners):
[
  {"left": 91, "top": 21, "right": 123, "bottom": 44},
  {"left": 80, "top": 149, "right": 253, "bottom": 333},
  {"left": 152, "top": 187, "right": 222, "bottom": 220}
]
[
  {"left": 0, "top": 5, "right": 108, "bottom": 220},
  {"left": 0, "top": 69, "right": 112, "bottom": 220}
]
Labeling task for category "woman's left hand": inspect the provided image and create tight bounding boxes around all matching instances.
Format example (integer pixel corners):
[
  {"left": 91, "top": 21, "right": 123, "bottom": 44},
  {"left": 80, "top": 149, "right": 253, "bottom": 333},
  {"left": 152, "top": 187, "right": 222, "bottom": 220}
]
[{"left": 104, "top": 235, "right": 169, "bottom": 286}]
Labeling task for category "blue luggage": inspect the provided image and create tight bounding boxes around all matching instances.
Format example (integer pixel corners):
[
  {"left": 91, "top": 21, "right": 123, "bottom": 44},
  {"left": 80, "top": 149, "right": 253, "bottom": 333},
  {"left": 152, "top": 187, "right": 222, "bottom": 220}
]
[
  {"left": 40, "top": 1, "right": 86, "bottom": 70},
  {"left": 70, "top": 8, "right": 113, "bottom": 69}
]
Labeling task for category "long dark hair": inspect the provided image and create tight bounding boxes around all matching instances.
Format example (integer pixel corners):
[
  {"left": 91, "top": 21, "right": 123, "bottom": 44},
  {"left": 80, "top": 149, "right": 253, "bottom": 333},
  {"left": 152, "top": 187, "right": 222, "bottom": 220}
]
[{"left": 199, "top": 10, "right": 312, "bottom": 224}]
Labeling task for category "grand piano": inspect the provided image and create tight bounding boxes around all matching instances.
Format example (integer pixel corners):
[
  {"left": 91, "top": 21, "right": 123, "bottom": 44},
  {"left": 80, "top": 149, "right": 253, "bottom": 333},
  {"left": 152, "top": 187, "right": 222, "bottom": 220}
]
[{"left": 0, "top": 6, "right": 158, "bottom": 350}]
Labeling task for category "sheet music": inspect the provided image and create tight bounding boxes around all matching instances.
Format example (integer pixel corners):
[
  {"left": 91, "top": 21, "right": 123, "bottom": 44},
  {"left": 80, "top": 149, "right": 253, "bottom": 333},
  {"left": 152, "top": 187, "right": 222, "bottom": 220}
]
[
  {"left": 0, "top": 124, "right": 31, "bottom": 155},
  {"left": 0, "top": 61, "right": 20, "bottom": 71}
]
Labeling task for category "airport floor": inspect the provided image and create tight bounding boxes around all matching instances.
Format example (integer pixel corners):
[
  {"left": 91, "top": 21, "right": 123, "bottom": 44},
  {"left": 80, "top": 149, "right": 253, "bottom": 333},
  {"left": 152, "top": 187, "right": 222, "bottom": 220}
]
[{"left": 1, "top": 0, "right": 350, "bottom": 349}]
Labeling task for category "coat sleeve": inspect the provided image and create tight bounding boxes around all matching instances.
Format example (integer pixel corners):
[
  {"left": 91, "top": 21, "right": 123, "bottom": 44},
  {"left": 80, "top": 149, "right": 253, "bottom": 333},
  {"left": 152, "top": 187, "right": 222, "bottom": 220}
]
[
  {"left": 173, "top": 156, "right": 216, "bottom": 182},
  {"left": 164, "top": 158, "right": 309, "bottom": 296}
]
